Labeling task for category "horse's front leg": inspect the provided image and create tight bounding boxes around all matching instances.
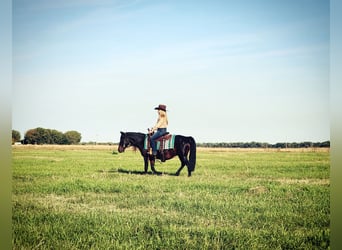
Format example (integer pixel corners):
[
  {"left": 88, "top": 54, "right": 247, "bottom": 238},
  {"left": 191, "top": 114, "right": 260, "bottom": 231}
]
[
  {"left": 149, "top": 154, "right": 162, "bottom": 175},
  {"left": 144, "top": 155, "right": 149, "bottom": 174}
]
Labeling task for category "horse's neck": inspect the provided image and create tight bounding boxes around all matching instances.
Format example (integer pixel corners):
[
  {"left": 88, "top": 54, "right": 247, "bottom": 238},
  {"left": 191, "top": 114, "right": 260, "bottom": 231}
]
[
  {"left": 128, "top": 133, "right": 146, "bottom": 154},
  {"left": 128, "top": 133, "right": 145, "bottom": 147}
]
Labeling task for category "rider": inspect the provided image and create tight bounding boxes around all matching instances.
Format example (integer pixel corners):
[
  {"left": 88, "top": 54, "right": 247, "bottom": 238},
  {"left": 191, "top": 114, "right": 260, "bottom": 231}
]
[{"left": 149, "top": 104, "right": 168, "bottom": 156}]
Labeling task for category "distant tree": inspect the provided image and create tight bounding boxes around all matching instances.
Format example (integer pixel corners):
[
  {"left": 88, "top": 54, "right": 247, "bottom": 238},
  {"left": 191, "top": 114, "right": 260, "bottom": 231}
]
[
  {"left": 36, "top": 127, "right": 50, "bottom": 144},
  {"left": 274, "top": 142, "right": 286, "bottom": 148},
  {"left": 23, "top": 127, "right": 47, "bottom": 144},
  {"left": 49, "top": 129, "right": 68, "bottom": 144},
  {"left": 12, "top": 130, "right": 21, "bottom": 144},
  {"left": 24, "top": 128, "right": 39, "bottom": 144},
  {"left": 24, "top": 127, "right": 81, "bottom": 145},
  {"left": 64, "top": 131, "right": 81, "bottom": 144},
  {"left": 319, "top": 141, "right": 330, "bottom": 147}
]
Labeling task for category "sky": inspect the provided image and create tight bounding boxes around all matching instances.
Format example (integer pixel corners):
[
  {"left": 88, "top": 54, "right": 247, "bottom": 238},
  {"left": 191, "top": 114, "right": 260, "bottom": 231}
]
[{"left": 12, "top": 0, "right": 330, "bottom": 143}]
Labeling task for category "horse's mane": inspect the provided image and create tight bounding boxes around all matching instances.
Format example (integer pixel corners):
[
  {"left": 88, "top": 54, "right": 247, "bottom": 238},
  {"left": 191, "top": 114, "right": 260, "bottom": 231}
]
[{"left": 126, "top": 132, "right": 145, "bottom": 152}]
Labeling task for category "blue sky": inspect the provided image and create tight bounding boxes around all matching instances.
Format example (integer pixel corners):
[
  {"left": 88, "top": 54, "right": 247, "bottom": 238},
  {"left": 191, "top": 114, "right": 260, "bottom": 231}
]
[{"left": 12, "top": 0, "right": 329, "bottom": 143}]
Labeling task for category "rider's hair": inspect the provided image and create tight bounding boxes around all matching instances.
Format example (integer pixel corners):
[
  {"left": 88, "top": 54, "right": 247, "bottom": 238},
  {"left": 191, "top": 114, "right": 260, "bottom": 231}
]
[{"left": 159, "top": 110, "right": 168, "bottom": 125}]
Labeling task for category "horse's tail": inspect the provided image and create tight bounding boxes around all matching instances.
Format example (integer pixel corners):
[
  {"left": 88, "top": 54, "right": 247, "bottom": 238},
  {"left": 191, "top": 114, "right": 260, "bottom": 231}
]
[{"left": 188, "top": 136, "right": 196, "bottom": 172}]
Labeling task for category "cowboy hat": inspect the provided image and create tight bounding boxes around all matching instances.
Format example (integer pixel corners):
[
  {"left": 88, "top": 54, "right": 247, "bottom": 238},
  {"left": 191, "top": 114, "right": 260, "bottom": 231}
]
[{"left": 154, "top": 104, "right": 167, "bottom": 111}]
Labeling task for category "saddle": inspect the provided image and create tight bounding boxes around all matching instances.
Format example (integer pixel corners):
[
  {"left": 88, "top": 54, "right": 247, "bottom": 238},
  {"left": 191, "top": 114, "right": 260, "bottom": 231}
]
[
  {"left": 145, "top": 132, "right": 175, "bottom": 161},
  {"left": 155, "top": 133, "right": 172, "bottom": 151}
]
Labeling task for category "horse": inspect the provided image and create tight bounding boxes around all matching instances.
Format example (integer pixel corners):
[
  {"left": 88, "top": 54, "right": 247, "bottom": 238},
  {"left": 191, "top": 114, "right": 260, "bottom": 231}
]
[{"left": 118, "top": 131, "right": 196, "bottom": 176}]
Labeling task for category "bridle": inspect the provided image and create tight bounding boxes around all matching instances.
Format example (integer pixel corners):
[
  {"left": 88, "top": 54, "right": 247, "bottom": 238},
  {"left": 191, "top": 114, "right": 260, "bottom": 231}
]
[{"left": 118, "top": 133, "right": 133, "bottom": 152}]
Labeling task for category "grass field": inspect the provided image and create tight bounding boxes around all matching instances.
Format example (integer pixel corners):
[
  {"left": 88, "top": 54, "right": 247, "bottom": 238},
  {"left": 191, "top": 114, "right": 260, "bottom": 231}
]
[{"left": 12, "top": 145, "right": 330, "bottom": 249}]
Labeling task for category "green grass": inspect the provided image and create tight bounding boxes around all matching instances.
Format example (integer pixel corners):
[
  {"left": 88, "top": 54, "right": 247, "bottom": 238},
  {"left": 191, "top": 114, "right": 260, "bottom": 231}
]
[{"left": 12, "top": 146, "right": 330, "bottom": 249}]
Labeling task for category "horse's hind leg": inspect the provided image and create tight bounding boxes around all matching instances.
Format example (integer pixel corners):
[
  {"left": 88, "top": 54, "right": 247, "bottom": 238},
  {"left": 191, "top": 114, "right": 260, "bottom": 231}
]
[
  {"left": 176, "top": 160, "right": 192, "bottom": 176},
  {"left": 184, "top": 158, "right": 192, "bottom": 177},
  {"left": 175, "top": 162, "right": 186, "bottom": 176},
  {"left": 176, "top": 147, "right": 192, "bottom": 176},
  {"left": 176, "top": 151, "right": 189, "bottom": 176}
]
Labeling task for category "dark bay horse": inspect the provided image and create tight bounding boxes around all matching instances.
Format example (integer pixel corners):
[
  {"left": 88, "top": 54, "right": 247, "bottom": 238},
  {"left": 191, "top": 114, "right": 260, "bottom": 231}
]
[{"left": 118, "top": 132, "right": 196, "bottom": 176}]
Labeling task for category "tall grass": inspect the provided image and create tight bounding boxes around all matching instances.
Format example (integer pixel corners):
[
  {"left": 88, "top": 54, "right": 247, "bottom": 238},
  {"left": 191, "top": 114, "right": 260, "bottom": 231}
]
[{"left": 12, "top": 146, "right": 330, "bottom": 249}]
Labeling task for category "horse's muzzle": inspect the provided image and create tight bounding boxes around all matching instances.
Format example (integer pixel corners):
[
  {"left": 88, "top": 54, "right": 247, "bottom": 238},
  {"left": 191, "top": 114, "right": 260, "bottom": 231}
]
[{"left": 118, "top": 146, "right": 124, "bottom": 153}]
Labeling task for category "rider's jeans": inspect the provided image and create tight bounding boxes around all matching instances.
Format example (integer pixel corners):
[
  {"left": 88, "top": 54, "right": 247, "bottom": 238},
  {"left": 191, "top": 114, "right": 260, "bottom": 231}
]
[{"left": 151, "top": 128, "right": 167, "bottom": 154}]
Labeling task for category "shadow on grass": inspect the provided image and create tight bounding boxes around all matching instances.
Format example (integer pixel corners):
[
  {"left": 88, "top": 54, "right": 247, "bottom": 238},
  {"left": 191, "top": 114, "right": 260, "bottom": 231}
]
[{"left": 97, "top": 168, "right": 178, "bottom": 176}]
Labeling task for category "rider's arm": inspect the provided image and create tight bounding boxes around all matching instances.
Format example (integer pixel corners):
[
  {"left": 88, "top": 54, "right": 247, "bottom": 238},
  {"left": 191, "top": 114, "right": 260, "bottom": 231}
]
[{"left": 152, "top": 118, "right": 162, "bottom": 132}]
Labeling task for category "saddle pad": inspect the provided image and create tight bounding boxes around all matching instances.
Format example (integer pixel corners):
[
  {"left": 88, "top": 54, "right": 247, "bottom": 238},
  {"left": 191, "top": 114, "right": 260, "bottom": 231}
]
[
  {"left": 156, "top": 134, "right": 176, "bottom": 150},
  {"left": 144, "top": 134, "right": 176, "bottom": 150}
]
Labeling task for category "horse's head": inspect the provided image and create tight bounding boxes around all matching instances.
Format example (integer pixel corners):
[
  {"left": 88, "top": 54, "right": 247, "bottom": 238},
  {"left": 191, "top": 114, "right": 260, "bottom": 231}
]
[{"left": 118, "top": 131, "right": 130, "bottom": 153}]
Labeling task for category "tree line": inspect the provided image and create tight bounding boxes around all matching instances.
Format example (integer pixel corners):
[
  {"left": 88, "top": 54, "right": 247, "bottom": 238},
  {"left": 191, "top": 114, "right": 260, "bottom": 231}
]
[
  {"left": 12, "top": 128, "right": 330, "bottom": 148},
  {"left": 197, "top": 141, "right": 330, "bottom": 148},
  {"left": 12, "top": 128, "right": 81, "bottom": 145}
]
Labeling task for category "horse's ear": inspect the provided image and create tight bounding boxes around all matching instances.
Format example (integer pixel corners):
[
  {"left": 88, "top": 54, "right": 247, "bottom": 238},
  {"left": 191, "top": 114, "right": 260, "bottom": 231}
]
[{"left": 120, "top": 131, "right": 125, "bottom": 135}]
